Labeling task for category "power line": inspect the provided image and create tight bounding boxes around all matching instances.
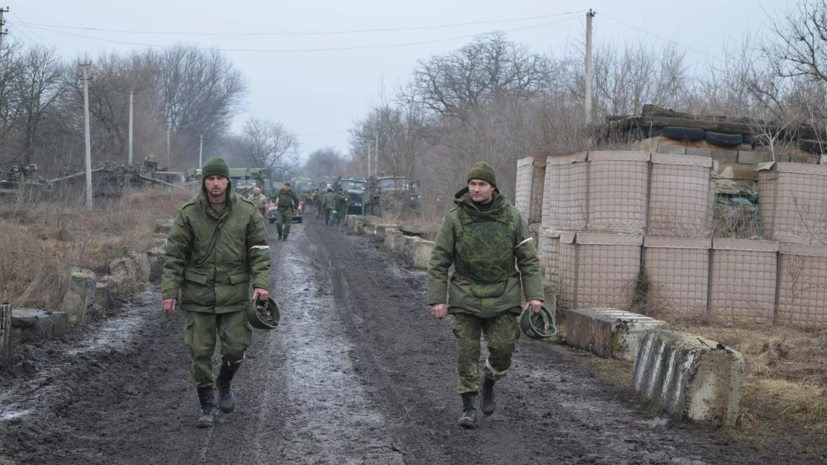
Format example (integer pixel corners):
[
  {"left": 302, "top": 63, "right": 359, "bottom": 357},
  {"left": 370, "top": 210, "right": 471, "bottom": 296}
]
[
  {"left": 16, "top": 16, "right": 580, "bottom": 54},
  {"left": 15, "top": 11, "right": 585, "bottom": 37},
  {"left": 9, "top": 11, "right": 49, "bottom": 46},
  {"left": 600, "top": 13, "right": 723, "bottom": 62}
]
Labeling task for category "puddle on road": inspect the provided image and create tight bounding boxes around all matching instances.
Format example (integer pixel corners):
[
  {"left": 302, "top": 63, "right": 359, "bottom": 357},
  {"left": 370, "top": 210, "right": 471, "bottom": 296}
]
[
  {"left": 261, "top": 224, "right": 404, "bottom": 464},
  {"left": 0, "top": 409, "right": 31, "bottom": 422},
  {"left": 67, "top": 309, "right": 143, "bottom": 355}
]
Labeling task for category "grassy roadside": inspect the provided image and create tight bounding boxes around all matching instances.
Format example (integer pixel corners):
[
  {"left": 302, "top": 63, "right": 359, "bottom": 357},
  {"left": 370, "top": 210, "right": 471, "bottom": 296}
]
[{"left": 0, "top": 187, "right": 193, "bottom": 310}]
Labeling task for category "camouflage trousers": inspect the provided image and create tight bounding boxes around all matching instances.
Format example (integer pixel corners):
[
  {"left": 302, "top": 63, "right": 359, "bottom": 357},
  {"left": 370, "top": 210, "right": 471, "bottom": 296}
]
[
  {"left": 184, "top": 311, "right": 252, "bottom": 388},
  {"left": 452, "top": 312, "right": 520, "bottom": 395},
  {"left": 275, "top": 208, "right": 293, "bottom": 236},
  {"left": 324, "top": 208, "right": 333, "bottom": 224}
]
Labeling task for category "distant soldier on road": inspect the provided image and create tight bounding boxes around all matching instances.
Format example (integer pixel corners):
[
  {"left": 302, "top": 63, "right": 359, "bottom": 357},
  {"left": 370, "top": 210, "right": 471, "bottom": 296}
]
[
  {"left": 333, "top": 188, "right": 348, "bottom": 226},
  {"left": 426, "top": 162, "right": 543, "bottom": 429},
  {"left": 272, "top": 182, "right": 300, "bottom": 241},
  {"left": 161, "top": 157, "right": 271, "bottom": 428},
  {"left": 321, "top": 188, "right": 336, "bottom": 226},
  {"left": 301, "top": 189, "right": 313, "bottom": 215},
  {"left": 247, "top": 186, "right": 268, "bottom": 218},
  {"left": 311, "top": 189, "right": 321, "bottom": 219}
]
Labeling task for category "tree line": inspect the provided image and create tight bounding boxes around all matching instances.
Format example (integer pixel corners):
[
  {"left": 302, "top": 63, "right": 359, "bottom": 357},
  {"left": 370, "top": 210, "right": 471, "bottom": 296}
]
[
  {"left": 0, "top": 41, "right": 299, "bottom": 178},
  {"left": 345, "top": 0, "right": 827, "bottom": 213}
]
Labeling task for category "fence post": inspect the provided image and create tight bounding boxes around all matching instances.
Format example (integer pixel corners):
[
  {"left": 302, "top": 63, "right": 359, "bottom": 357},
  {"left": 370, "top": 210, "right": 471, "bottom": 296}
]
[
  {"left": 773, "top": 251, "right": 782, "bottom": 324},
  {"left": 573, "top": 239, "right": 580, "bottom": 309},
  {"left": 584, "top": 152, "right": 591, "bottom": 230},
  {"left": 644, "top": 157, "right": 653, "bottom": 233},
  {"left": 769, "top": 170, "right": 779, "bottom": 241},
  {"left": 0, "top": 302, "right": 12, "bottom": 367},
  {"left": 706, "top": 247, "right": 715, "bottom": 318}
]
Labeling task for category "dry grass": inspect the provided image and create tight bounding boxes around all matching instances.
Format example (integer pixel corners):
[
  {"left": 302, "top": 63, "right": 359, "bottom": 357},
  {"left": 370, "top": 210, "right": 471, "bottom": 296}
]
[
  {"left": 0, "top": 187, "right": 193, "bottom": 310},
  {"left": 668, "top": 320, "right": 827, "bottom": 432}
]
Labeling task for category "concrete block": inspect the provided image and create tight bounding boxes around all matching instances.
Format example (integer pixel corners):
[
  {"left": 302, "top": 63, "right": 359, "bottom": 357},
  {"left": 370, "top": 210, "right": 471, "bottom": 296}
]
[
  {"left": 566, "top": 308, "right": 665, "bottom": 360},
  {"left": 403, "top": 236, "right": 420, "bottom": 262},
  {"left": 633, "top": 329, "right": 743, "bottom": 426},
  {"left": 390, "top": 230, "right": 406, "bottom": 254},
  {"left": 711, "top": 150, "right": 738, "bottom": 163},
  {"left": 0, "top": 303, "right": 12, "bottom": 366},
  {"left": 106, "top": 257, "right": 138, "bottom": 299},
  {"left": 685, "top": 148, "right": 711, "bottom": 158},
  {"left": 657, "top": 145, "right": 686, "bottom": 155},
  {"left": 60, "top": 270, "right": 96, "bottom": 325},
  {"left": 127, "top": 251, "right": 151, "bottom": 283},
  {"left": 11, "top": 308, "right": 69, "bottom": 344},
  {"left": 737, "top": 151, "right": 768, "bottom": 164},
  {"left": 95, "top": 283, "right": 111, "bottom": 311},
  {"left": 375, "top": 224, "right": 400, "bottom": 236},
  {"left": 413, "top": 241, "right": 434, "bottom": 270},
  {"left": 363, "top": 222, "right": 376, "bottom": 235}
]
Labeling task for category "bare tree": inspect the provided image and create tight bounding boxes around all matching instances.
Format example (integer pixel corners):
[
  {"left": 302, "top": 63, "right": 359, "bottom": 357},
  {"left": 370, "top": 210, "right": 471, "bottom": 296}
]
[
  {"left": 238, "top": 117, "right": 300, "bottom": 173},
  {"left": 305, "top": 147, "right": 347, "bottom": 180}
]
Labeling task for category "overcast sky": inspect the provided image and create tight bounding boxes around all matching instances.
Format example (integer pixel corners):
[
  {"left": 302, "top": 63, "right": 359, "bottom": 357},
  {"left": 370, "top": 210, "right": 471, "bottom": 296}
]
[{"left": 11, "top": 1, "right": 785, "bottom": 161}]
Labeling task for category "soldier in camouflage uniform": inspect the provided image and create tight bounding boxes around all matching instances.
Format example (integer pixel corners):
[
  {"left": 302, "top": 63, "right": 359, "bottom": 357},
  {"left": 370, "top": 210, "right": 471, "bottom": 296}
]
[
  {"left": 162, "top": 157, "right": 271, "bottom": 428},
  {"left": 272, "top": 182, "right": 300, "bottom": 241},
  {"left": 247, "top": 186, "right": 268, "bottom": 218},
  {"left": 311, "top": 189, "right": 320, "bottom": 219},
  {"left": 333, "top": 188, "right": 349, "bottom": 226},
  {"left": 427, "top": 161, "right": 543, "bottom": 429},
  {"left": 321, "top": 188, "right": 336, "bottom": 226}
]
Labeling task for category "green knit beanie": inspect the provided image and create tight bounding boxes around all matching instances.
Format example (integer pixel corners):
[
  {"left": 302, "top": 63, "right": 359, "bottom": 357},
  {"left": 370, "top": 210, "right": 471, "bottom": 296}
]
[
  {"left": 201, "top": 157, "right": 230, "bottom": 180},
  {"left": 467, "top": 161, "right": 497, "bottom": 186}
]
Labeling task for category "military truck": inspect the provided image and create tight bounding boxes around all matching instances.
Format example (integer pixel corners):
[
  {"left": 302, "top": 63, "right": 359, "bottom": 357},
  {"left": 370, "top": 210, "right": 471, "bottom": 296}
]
[
  {"left": 228, "top": 168, "right": 273, "bottom": 197},
  {"left": 365, "top": 175, "right": 421, "bottom": 216},
  {"left": 334, "top": 176, "right": 368, "bottom": 215}
]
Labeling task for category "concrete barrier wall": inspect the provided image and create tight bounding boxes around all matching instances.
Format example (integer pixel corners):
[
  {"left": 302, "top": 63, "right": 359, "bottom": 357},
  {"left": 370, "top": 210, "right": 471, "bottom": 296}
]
[
  {"left": 566, "top": 308, "right": 664, "bottom": 360},
  {"left": 633, "top": 329, "right": 743, "bottom": 426},
  {"left": 758, "top": 162, "right": 827, "bottom": 243}
]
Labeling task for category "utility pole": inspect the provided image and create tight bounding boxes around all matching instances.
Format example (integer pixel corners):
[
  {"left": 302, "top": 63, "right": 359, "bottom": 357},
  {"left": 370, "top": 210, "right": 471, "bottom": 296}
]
[
  {"left": 199, "top": 134, "right": 203, "bottom": 169},
  {"left": 0, "top": 8, "right": 8, "bottom": 51},
  {"left": 367, "top": 144, "right": 371, "bottom": 178},
  {"left": 80, "top": 63, "right": 93, "bottom": 208},
  {"left": 128, "top": 91, "right": 134, "bottom": 165},
  {"left": 374, "top": 127, "right": 379, "bottom": 177},
  {"left": 585, "top": 9, "right": 595, "bottom": 125},
  {"left": 166, "top": 120, "right": 171, "bottom": 170}
]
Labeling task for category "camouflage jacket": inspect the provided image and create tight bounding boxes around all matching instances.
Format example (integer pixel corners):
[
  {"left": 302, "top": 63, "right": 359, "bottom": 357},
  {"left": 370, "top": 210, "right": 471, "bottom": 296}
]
[
  {"left": 247, "top": 193, "right": 268, "bottom": 209},
  {"left": 273, "top": 188, "right": 299, "bottom": 210},
  {"left": 321, "top": 192, "right": 336, "bottom": 209},
  {"left": 162, "top": 185, "right": 271, "bottom": 314},
  {"left": 334, "top": 193, "right": 349, "bottom": 211},
  {"left": 426, "top": 188, "right": 543, "bottom": 318}
]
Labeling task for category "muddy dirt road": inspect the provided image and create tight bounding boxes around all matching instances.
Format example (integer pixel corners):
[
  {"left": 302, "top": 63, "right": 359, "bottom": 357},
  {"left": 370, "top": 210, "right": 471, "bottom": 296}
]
[{"left": 0, "top": 217, "right": 816, "bottom": 464}]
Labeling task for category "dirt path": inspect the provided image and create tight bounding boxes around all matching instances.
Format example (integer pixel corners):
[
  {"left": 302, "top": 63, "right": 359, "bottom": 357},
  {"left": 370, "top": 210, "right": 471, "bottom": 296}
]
[{"left": 0, "top": 216, "right": 818, "bottom": 464}]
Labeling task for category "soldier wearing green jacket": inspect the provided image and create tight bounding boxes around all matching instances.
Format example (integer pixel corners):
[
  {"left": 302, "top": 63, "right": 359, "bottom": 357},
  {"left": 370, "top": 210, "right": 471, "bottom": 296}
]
[
  {"left": 427, "top": 161, "right": 543, "bottom": 429},
  {"left": 321, "top": 188, "right": 336, "bottom": 226},
  {"left": 312, "top": 189, "right": 322, "bottom": 219},
  {"left": 247, "top": 186, "right": 268, "bottom": 218},
  {"left": 272, "top": 182, "right": 300, "bottom": 241},
  {"left": 333, "top": 188, "right": 349, "bottom": 226},
  {"left": 162, "top": 157, "right": 271, "bottom": 428}
]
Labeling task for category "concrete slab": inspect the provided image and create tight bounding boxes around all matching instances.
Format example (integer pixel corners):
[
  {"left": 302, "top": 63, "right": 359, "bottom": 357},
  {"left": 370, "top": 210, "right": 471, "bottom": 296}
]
[
  {"left": 711, "top": 150, "right": 738, "bottom": 163},
  {"left": 657, "top": 145, "right": 686, "bottom": 155},
  {"left": 566, "top": 308, "right": 665, "bottom": 360},
  {"left": 375, "top": 224, "right": 400, "bottom": 236},
  {"left": 737, "top": 151, "right": 768, "bottom": 164},
  {"left": 384, "top": 228, "right": 401, "bottom": 251},
  {"left": 403, "top": 236, "right": 420, "bottom": 262},
  {"left": 95, "top": 283, "right": 111, "bottom": 311},
  {"left": 413, "top": 241, "right": 434, "bottom": 270},
  {"left": 390, "top": 230, "right": 406, "bottom": 254},
  {"left": 11, "top": 308, "right": 69, "bottom": 344},
  {"left": 685, "top": 148, "right": 711, "bottom": 158},
  {"left": 633, "top": 329, "right": 743, "bottom": 426},
  {"left": 0, "top": 303, "right": 12, "bottom": 366},
  {"left": 60, "top": 270, "right": 96, "bottom": 325},
  {"left": 363, "top": 222, "right": 376, "bottom": 235}
]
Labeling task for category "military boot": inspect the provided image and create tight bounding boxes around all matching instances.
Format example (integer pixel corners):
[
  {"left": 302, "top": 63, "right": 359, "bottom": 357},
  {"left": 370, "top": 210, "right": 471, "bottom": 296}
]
[
  {"left": 282, "top": 235, "right": 288, "bottom": 241},
  {"left": 457, "top": 392, "right": 478, "bottom": 429},
  {"left": 215, "top": 359, "right": 240, "bottom": 413},
  {"left": 197, "top": 387, "right": 216, "bottom": 428},
  {"left": 481, "top": 376, "right": 496, "bottom": 416}
]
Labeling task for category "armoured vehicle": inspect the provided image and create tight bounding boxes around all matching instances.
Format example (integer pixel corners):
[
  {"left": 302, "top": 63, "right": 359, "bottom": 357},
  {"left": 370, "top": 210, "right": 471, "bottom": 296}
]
[
  {"left": 334, "top": 176, "right": 368, "bottom": 215},
  {"left": 290, "top": 177, "right": 315, "bottom": 195},
  {"left": 366, "top": 175, "right": 421, "bottom": 216},
  {"left": 0, "top": 164, "right": 47, "bottom": 195}
]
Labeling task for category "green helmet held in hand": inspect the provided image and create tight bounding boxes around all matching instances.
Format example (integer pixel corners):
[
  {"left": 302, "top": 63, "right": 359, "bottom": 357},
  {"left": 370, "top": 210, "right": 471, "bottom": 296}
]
[
  {"left": 246, "top": 297, "right": 281, "bottom": 330},
  {"left": 520, "top": 305, "right": 557, "bottom": 340}
]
